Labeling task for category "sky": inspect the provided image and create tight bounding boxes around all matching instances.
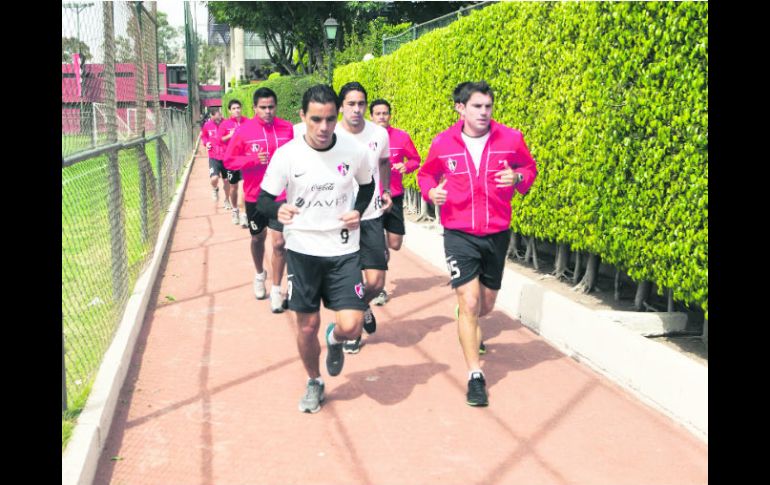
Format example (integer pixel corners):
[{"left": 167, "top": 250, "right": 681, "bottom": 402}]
[{"left": 156, "top": 0, "right": 210, "bottom": 38}]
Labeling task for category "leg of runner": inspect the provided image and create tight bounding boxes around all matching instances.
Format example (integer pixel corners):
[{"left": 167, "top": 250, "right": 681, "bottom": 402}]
[
  {"left": 269, "top": 227, "right": 287, "bottom": 312},
  {"left": 250, "top": 231, "right": 267, "bottom": 299}
]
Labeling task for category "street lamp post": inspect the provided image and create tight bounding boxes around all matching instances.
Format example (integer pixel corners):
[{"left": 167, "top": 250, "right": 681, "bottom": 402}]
[
  {"left": 323, "top": 16, "right": 338, "bottom": 86},
  {"left": 63, "top": 2, "right": 94, "bottom": 58}
]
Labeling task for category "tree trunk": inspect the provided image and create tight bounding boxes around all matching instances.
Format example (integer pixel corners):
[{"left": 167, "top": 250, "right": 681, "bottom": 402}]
[
  {"left": 634, "top": 280, "right": 651, "bottom": 311},
  {"left": 573, "top": 253, "right": 599, "bottom": 293},
  {"left": 571, "top": 251, "right": 582, "bottom": 285},
  {"left": 510, "top": 232, "right": 525, "bottom": 260},
  {"left": 667, "top": 288, "right": 674, "bottom": 312},
  {"left": 523, "top": 236, "right": 539, "bottom": 270},
  {"left": 551, "top": 243, "right": 569, "bottom": 280},
  {"left": 415, "top": 197, "right": 434, "bottom": 222},
  {"left": 614, "top": 268, "right": 621, "bottom": 301}
]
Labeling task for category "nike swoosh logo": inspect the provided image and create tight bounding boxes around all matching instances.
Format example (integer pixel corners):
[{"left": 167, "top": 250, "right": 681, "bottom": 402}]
[{"left": 294, "top": 173, "right": 306, "bottom": 178}]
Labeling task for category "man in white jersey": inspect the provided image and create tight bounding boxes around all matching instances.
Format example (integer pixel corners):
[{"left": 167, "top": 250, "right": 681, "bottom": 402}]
[
  {"left": 335, "top": 82, "right": 392, "bottom": 355},
  {"left": 257, "top": 84, "right": 375, "bottom": 413}
]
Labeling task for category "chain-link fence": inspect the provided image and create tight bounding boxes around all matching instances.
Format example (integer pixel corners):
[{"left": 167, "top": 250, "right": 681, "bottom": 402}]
[
  {"left": 62, "top": 2, "right": 195, "bottom": 421},
  {"left": 382, "top": 1, "right": 496, "bottom": 55}
]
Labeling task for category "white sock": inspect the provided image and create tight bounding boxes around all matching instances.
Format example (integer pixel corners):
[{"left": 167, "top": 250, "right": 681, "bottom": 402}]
[
  {"left": 468, "top": 370, "right": 484, "bottom": 380},
  {"left": 327, "top": 325, "right": 341, "bottom": 345},
  {"left": 256, "top": 271, "right": 266, "bottom": 280},
  {"left": 271, "top": 285, "right": 281, "bottom": 295},
  {"left": 309, "top": 377, "right": 324, "bottom": 386}
]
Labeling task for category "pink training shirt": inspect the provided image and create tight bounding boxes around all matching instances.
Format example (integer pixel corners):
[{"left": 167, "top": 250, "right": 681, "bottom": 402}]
[
  {"left": 222, "top": 116, "right": 294, "bottom": 202},
  {"left": 216, "top": 116, "right": 246, "bottom": 159},
  {"left": 384, "top": 125, "right": 421, "bottom": 197},
  {"left": 417, "top": 119, "right": 537, "bottom": 236},
  {"left": 201, "top": 119, "right": 224, "bottom": 159}
]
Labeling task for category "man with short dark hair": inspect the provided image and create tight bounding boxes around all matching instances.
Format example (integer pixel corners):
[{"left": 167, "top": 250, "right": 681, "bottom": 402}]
[
  {"left": 369, "top": 98, "right": 422, "bottom": 306},
  {"left": 223, "top": 88, "right": 294, "bottom": 302},
  {"left": 257, "top": 84, "right": 375, "bottom": 413},
  {"left": 335, "top": 82, "right": 392, "bottom": 355},
  {"left": 417, "top": 81, "right": 538, "bottom": 407},
  {"left": 218, "top": 99, "right": 247, "bottom": 226}
]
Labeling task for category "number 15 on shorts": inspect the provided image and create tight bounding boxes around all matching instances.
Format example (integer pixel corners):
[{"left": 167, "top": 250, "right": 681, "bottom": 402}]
[{"left": 446, "top": 256, "right": 461, "bottom": 280}]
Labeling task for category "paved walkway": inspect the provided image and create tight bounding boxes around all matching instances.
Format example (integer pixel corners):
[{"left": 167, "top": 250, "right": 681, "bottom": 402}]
[{"left": 93, "top": 146, "right": 707, "bottom": 485}]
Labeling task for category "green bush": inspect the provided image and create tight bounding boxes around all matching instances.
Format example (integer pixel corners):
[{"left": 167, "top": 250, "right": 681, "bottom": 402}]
[
  {"left": 334, "top": 1, "right": 708, "bottom": 315},
  {"left": 268, "top": 72, "right": 281, "bottom": 80},
  {"left": 221, "top": 74, "right": 324, "bottom": 123}
]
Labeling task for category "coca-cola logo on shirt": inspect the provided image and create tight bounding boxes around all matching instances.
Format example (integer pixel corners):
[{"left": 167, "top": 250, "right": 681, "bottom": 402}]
[{"left": 311, "top": 183, "right": 335, "bottom": 191}]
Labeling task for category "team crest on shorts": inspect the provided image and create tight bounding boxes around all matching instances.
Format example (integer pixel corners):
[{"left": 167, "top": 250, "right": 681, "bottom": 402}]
[
  {"left": 337, "top": 162, "right": 350, "bottom": 176},
  {"left": 354, "top": 283, "right": 365, "bottom": 299},
  {"left": 447, "top": 158, "right": 457, "bottom": 172}
]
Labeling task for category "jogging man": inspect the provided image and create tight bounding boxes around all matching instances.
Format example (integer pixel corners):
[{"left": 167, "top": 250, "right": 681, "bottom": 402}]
[
  {"left": 369, "top": 98, "right": 422, "bottom": 306},
  {"left": 218, "top": 99, "right": 247, "bottom": 226},
  {"left": 417, "top": 81, "right": 538, "bottom": 407},
  {"left": 222, "top": 88, "right": 294, "bottom": 301},
  {"left": 257, "top": 84, "right": 375, "bottom": 413},
  {"left": 201, "top": 108, "right": 231, "bottom": 206},
  {"left": 335, "top": 82, "right": 391, "bottom": 355}
]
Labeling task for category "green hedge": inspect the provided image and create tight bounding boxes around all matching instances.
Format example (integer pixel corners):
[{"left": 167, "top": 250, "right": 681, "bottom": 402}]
[
  {"left": 334, "top": 2, "right": 708, "bottom": 315},
  {"left": 222, "top": 74, "right": 324, "bottom": 123}
]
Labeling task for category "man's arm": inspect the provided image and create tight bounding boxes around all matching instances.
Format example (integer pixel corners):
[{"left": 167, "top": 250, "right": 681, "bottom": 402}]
[
  {"left": 417, "top": 139, "right": 445, "bottom": 202},
  {"left": 402, "top": 135, "right": 422, "bottom": 173},
  {"left": 512, "top": 135, "right": 538, "bottom": 195}
]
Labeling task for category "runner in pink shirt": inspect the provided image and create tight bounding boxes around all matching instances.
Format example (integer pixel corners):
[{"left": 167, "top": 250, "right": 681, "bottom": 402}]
[
  {"left": 217, "top": 99, "right": 247, "bottom": 226},
  {"left": 223, "top": 88, "right": 294, "bottom": 308},
  {"left": 369, "top": 98, "right": 421, "bottom": 306},
  {"left": 200, "top": 108, "right": 230, "bottom": 206},
  {"left": 417, "top": 81, "right": 538, "bottom": 407}
]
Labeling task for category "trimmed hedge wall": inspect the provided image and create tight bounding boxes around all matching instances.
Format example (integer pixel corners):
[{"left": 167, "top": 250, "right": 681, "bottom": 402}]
[
  {"left": 222, "top": 74, "right": 324, "bottom": 124},
  {"left": 334, "top": 2, "right": 708, "bottom": 314}
]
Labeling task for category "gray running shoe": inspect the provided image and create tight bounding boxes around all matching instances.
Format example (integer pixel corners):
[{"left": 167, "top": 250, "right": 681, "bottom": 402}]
[
  {"left": 325, "top": 323, "right": 344, "bottom": 376},
  {"left": 253, "top": 272, "right": 267, "bottom": 300},
  {"left": 373, "top": 290, "right": 388, "bottom": 306},
  {"left": 342, "top": 336, "right": 361, "bottom": 354},
  {"left": 211, "top": 187, "right": 219, "bottom": 201},
  {"left": 270, "top": 290, "right": 284, "bottom": 313},
  {"left": 466, "top": 372, "right": 488, "bottom": 407},
  {"left": 223, "top": 200, "right": 233, "bottom": 211},
  {"left": 298, "top": 379, "right": 325, "bottom": 413},
  {"left": 239, "top": 211, "right": 248, "bottom": 227},
  {"left": 231, "top": 209, "right": 240, "bottom": 224}
]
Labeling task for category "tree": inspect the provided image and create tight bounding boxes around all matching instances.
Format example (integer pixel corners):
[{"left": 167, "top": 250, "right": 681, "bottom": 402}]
[
  {"left": 156, "top": 11, "right": 181, "bottom": 63},
  {"left": 115, "top": 36, "right": 134, "bottom": 63},
  {"left": 198, "top": 34, "right": 225, "bottom": 84},
  {"left": 62, "top": 37, "right": 91, "bottom": 63}
]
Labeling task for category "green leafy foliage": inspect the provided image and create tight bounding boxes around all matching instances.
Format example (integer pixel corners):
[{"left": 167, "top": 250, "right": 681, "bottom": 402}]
[
  {"left": 334, "top": 2, "right": 708, "bottom": 314},
  {"left": 222, "top": 74, "right": 324, "bottom": 124}
]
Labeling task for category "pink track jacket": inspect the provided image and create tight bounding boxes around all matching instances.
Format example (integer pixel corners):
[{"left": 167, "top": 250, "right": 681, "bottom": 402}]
[
  {"left": 417, "top": 120, "right": 537, "bottom": 236},
  {"left": 385, "top": 125, "right": 421, "bottom": 197},
  {"left": 201, "top": 119, "right": 223, "bottom": 159},
  {"left": 223, "top": 116, "right": 294, "bottom": 202}
]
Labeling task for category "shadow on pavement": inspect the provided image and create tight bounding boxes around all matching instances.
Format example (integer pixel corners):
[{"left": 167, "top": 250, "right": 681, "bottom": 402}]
[{"left": 329, "top": 362, "right": 451, "bottom": 406}]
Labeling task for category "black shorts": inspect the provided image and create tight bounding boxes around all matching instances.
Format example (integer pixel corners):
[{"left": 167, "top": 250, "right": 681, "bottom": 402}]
[
  {"left": 245, "top": 201, "right": 269, "bottom": 236},
  {"left": 360, "top": 216, "right": 388, "bottom": 271},
  {"left": 226, "top": 168, "right": 242, "bottom": 184},
  {"left": 208, "top": 158, "right": 226, "bottom": 178},
  {"left": 267, "top": 218, "right": 283, "bottom": 232},
  {"left": 286, "top": 250, "right": 368, "bottom": 313},
  {"left": 443, "top": 229, "right": 510, "bottom": 290},
  {"left": 382, "top": 195, "right": 405, "bottom": 236}
]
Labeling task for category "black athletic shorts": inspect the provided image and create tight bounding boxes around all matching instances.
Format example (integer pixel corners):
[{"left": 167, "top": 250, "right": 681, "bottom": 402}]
[
  {"left": 443, "top": 228, "right": 510, "bottom": 290},
  {"left": 208, "top": 158, "right": 226, "bottom": 178},
  {"left": 226, "top": 168, "right": 242, "bottom": 184},
  {"left": 360, "top": 216, "right": 388, "bottom": 271},
  {"left": 245, "top": 201, "right": 269, "bottom": 236},
  {"left": 267, "top": 218, "right": 283, "bottom": 232},
  {"left": 382, "top": 195, "right": 405, "bottom": 236},
  {"left": 286, "top": 250, "right": 368, "bottom": 313}
]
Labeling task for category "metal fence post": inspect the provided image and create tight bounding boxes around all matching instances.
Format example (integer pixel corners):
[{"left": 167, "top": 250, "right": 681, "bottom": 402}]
[
  {"left": 104, "top": 1, "right": 129, "bottom": 306},
  {"left": 151, "top": 2, "right": 164, "bottom": 206},
  {"left": 133, "top": 3, "right": 149, "bottom": 242}
]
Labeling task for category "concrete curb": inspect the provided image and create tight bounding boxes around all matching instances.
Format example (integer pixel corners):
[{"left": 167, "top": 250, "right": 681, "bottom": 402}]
[
  {"left": 402, "top": 220, "right": 708, "bottom": 443},
  {"left": 62, "top": 140, "right": 199, "bottom": 485}
]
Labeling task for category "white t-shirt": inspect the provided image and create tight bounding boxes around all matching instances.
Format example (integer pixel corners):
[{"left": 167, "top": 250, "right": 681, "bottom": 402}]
[
  {"left": 293, "top": 121, "right": 306, "bottom": 138},
  {"left": 336, "top": 120, "right": 390, "bottom": 221},
  {"left": 261, "top": 131, "right": 372, "bottom": 257},
  {"left": 461, "top": 131, "right": 490, "bottom": 173}
]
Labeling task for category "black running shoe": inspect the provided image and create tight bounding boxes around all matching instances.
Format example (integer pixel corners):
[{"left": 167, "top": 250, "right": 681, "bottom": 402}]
[
  {"left": 325, "top": 323, "right": 344, "bottom": 376},
  {"left": 342, "top": 336, "right": 362, "bottom": 354},
  {"left": 363, "top": 307, "right": 376, "bottom": 335},
  {"left": 466, "top": 372, "right": 488, "bottom": 407},
  {"left": 479, "top": 341, "right": 486, "bottom": 355}
]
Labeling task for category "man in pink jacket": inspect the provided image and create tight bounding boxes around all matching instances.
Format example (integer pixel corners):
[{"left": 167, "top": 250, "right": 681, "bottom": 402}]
[
  {"left": 218, "top": 99, "right": 247, "bottom": 226},
  {"left": 369, "top": 98, "right": 421, "bottom": 306},
  {"left": 201, "top": 108, "right": 230, "bottom": 205},
  {"left": 417, "top": 81, "right": 537, "bottom": 407},
  {"left": 223, "top": 88, "right": 294, "bottom": 303}
]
